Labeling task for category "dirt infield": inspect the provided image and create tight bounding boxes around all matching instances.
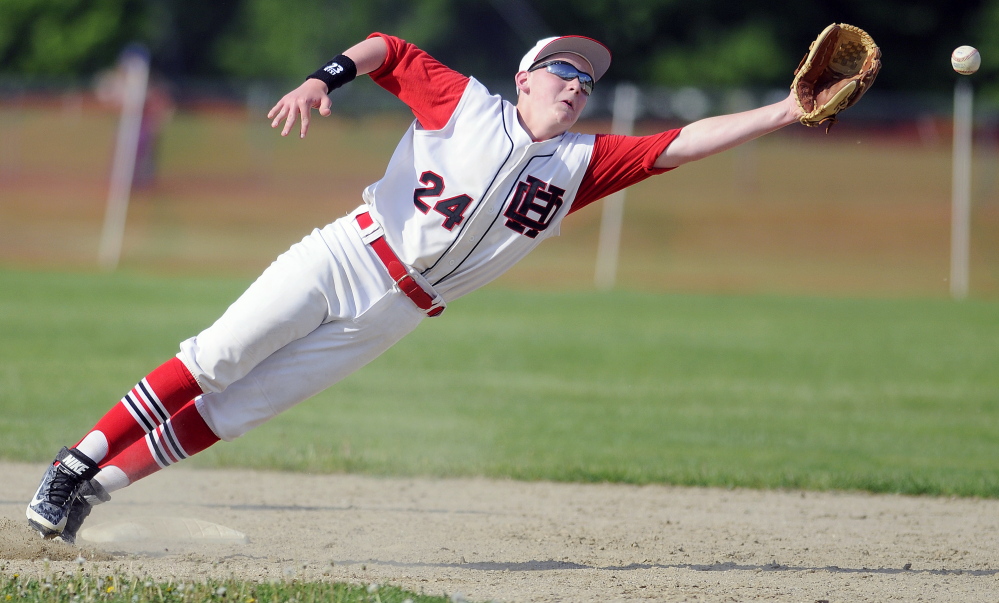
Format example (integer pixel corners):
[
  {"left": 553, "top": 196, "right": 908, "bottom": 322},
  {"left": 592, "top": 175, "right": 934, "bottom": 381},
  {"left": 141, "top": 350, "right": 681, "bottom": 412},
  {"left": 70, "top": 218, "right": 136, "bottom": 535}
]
[{"left": 3, "top": 462, "right": 998, "bottom": 602}]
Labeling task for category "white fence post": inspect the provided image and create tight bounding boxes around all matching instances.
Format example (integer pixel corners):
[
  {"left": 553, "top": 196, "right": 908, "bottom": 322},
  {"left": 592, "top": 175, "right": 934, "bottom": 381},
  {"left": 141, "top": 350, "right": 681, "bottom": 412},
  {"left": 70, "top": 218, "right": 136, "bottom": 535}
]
[
  {"left": 594, "top": 83, "right": 640, "bottom": 291},
  {"left": 98, "top": 46, "right": 150, "bottom": 271},
  {"left": 950, "top": 79, "right": 973, "bottom": 300}
]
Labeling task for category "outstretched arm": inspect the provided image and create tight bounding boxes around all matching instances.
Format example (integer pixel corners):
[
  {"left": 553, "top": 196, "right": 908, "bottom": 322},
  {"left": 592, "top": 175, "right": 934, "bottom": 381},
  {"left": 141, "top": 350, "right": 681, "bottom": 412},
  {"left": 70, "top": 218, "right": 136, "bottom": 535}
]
[
  {"left": 654, "top": 91, "right": 802, "bottom": 169},
  {"left": 267, "top": 36, "right": 389, "bottom": 138}
]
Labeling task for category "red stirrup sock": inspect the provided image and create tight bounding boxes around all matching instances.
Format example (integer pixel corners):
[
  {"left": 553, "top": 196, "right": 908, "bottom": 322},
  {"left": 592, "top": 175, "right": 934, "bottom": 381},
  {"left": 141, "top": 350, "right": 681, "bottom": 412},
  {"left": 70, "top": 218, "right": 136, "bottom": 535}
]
[
  {"left": 95, "top": 400, "right": 220, "bottom": 491},
  {"left": 74, "top": 357, "right": 203, "bottom": 463}
]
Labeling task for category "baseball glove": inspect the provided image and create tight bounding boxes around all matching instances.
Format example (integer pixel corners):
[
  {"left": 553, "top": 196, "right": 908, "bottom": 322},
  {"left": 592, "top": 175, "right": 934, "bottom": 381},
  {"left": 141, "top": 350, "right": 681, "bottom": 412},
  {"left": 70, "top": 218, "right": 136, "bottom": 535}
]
[{"left": 792, "top": 23, "right": 881, "bottom": 131}]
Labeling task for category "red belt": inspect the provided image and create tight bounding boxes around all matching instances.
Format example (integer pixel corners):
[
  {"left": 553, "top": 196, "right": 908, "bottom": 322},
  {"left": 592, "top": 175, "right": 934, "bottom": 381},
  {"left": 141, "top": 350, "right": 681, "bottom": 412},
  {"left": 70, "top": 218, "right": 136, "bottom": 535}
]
[{"left": 355, "top": 212, "right": 444, "bottom": 317}]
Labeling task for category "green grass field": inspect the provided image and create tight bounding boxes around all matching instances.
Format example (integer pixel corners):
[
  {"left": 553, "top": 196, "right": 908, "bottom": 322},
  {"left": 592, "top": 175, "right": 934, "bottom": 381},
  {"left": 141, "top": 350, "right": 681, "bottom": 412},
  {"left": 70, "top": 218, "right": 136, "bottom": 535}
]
[{"left": 2, "top": 268, "right": 997, "bottom": 497}]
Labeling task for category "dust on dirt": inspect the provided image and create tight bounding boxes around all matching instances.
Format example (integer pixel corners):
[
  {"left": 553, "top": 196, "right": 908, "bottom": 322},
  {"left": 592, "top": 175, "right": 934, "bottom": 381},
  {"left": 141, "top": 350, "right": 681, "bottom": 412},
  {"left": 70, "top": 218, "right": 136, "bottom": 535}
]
[
  {"left": 3, "top": 461, "right": 998, "bottom": 602},
  {"left": 0, "top": 518, "right": 112, "bottom": 562}
]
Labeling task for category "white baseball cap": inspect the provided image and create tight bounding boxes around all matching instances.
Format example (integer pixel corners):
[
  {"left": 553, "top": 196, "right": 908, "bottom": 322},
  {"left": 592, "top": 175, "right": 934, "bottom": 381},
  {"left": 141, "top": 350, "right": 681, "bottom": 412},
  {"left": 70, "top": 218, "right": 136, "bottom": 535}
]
[{"left": 518, "top": 36, "right": 612, "bottom": 82}]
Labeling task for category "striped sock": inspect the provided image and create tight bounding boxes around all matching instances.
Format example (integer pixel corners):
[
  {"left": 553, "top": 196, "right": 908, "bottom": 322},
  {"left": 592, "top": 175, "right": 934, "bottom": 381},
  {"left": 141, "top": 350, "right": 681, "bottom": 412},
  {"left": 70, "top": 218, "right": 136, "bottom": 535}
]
[
  {"left": 75, "top": 357, "right": 203, "bottom": 463},
  {"left": 95, "top": 400, "right": 220, "bottom": 492}
]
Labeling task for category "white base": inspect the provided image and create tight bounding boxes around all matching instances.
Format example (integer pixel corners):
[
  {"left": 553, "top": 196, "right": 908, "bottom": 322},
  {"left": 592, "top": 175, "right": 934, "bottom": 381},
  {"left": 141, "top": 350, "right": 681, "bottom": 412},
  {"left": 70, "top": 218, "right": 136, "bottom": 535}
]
[{"left": 80, "top": 517, "right": 248, "bottom": 544}]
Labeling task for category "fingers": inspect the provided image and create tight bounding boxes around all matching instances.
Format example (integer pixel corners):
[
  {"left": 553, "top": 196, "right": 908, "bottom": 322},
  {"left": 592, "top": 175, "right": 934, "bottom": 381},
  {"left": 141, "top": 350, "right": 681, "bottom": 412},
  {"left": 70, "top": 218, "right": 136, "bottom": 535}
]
[
  {"left": 268, "top": 100, "right": 296, "bottom": 137},
  {"left": 267, "top": 97, "right": 315, "bottom": 138},
  {"left": 267, "top": 81, "right": 332, "bottom": 138},
  {"left": 297, "top": 99, "right": 311, "bottom": 138}
]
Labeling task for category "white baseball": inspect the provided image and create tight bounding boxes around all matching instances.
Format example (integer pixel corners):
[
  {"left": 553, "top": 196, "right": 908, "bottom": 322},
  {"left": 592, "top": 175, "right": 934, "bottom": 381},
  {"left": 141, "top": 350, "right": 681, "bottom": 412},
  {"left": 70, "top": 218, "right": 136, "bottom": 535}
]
[{"left": 951, "top": 45, "right": 981, "bottom": 75}]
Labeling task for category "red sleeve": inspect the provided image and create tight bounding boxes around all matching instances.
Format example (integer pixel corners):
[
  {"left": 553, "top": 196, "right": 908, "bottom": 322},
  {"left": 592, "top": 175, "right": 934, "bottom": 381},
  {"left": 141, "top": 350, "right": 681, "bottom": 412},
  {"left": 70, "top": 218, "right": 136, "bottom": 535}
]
[
  {"left": 366, "top": 33, "right": 470, "bottom": 131},
  {"left": 569, "top": 129, "right": 683, "bottom": 213}
]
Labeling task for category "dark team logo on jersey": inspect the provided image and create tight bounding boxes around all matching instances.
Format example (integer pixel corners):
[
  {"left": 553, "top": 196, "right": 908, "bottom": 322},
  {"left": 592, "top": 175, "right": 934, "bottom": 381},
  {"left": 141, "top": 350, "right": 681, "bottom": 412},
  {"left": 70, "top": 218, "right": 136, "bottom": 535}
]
[{"left": 504, "top": 176, "right": 566, "bottom": 239}]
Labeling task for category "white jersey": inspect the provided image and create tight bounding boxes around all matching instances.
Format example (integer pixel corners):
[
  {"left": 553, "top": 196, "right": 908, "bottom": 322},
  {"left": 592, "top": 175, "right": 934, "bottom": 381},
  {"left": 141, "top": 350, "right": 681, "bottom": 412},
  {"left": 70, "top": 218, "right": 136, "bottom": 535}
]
[
  {"left": 364, "top": 78, "right": 592, "bottom": 300},
  {"left": 358, "top": 34, "right": 682, "bottom": 301}
]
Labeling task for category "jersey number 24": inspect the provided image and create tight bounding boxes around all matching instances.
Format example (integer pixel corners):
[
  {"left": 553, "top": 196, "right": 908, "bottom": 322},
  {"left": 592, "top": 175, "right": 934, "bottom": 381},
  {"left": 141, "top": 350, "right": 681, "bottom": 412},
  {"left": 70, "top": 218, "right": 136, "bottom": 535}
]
[{"left": 413, "top": 171, "right": 473, "bottom": 231}]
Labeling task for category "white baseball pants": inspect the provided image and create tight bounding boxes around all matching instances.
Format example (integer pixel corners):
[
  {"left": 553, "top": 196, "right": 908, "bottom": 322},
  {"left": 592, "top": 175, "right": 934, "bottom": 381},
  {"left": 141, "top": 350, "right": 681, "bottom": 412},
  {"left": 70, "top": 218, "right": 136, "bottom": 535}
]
[{"left": 179, "top": 206, "right": 426, "bottom": 441}]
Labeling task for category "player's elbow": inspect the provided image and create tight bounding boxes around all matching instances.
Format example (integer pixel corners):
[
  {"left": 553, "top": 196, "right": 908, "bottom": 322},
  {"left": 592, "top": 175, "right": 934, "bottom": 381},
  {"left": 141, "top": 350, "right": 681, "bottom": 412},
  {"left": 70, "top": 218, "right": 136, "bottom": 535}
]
[
  {"left": 653, "top": 142, "right": 701, "bottom": 169},
  {"left": 652, "top": 127, "right": 703, "bottom": 169}
]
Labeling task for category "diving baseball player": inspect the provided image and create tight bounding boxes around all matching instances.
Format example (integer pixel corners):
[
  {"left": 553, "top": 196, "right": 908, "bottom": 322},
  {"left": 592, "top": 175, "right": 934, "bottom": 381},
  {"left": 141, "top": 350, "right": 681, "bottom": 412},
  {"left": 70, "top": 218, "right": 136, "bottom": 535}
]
[{"left": 27, "top": 31, "right": 822, "bottom": 543}]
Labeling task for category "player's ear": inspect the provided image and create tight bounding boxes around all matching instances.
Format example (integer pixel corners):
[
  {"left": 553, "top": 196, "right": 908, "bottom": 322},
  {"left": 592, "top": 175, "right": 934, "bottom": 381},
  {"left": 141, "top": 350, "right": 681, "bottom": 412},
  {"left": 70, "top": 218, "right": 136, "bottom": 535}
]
[{"left": 515, "top": 71, "right": 530, "bottom": 96}]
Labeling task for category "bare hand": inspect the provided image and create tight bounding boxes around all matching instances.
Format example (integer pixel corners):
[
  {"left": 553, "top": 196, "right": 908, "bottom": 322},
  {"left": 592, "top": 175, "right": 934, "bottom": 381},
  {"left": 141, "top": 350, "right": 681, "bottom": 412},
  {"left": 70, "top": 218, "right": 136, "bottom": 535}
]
[{"left": 267, "top": 79, "right": 333, "bottom": 138}]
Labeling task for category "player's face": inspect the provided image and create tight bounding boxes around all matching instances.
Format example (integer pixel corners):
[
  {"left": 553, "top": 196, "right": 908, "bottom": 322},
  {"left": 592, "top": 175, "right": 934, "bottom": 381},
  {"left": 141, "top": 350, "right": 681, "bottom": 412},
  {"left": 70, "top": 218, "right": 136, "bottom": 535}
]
[{"left": 524, "top": 52, "right": 593, "bottom": 129}]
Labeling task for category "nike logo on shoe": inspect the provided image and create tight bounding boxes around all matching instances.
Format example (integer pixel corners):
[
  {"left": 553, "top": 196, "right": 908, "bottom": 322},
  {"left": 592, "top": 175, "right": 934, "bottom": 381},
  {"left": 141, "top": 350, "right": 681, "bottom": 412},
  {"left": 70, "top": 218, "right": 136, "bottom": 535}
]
[
  {"left": 59, "top": 455, "right": 92, "bottom": 476},
  {"left": 29, "top": 488, "right": 46, "bottom": 509}
]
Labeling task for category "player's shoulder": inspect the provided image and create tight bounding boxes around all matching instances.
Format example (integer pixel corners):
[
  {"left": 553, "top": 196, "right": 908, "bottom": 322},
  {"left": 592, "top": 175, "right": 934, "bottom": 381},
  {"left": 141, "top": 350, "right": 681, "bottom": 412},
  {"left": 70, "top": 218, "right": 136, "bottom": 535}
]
[
  {"left": 464, "top": 77, "right": 504, "bottom": 103},
  {"left": 560, "top": 131, "right": 598, "bottom": 151},
  {"left": 452, "top": 77, "right": 510, "bottom": 120}
]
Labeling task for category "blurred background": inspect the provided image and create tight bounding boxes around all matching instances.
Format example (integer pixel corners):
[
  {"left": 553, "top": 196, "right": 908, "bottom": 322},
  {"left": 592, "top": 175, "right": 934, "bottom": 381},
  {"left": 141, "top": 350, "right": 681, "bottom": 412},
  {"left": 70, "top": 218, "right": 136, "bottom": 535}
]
[{"left": 2, "top": 0, "right": 998, "bottom": 298}]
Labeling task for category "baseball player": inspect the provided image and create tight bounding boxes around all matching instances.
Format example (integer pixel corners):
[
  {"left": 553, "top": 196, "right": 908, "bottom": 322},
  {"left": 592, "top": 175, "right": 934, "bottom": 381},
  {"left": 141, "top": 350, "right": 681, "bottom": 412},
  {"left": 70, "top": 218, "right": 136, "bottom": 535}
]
[{"left": 27, "top": 32, "right": 810, "bottom": 543}]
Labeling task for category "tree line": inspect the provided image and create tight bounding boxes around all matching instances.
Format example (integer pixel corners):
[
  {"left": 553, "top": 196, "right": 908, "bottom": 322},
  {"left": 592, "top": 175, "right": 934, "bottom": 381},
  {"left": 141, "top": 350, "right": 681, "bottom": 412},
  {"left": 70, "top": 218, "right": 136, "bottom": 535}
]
[{"left": 1, "top": 0, "right": 996, "bottom": 96}]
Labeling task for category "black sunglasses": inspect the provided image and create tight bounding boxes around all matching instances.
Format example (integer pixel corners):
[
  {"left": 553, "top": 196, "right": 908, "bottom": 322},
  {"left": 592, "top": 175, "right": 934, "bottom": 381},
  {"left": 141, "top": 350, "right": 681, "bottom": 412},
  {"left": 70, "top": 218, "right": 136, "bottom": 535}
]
[{"left": 529, "top": 60, "right": 595, "bottom": 95}]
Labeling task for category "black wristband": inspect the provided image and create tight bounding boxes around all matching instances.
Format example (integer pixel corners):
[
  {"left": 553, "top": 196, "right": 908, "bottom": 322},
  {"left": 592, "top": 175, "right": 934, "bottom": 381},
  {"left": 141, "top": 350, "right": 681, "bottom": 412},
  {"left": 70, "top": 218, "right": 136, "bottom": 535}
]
[{"left": 307, "top": 54, "right": 357, "bottom": 92}]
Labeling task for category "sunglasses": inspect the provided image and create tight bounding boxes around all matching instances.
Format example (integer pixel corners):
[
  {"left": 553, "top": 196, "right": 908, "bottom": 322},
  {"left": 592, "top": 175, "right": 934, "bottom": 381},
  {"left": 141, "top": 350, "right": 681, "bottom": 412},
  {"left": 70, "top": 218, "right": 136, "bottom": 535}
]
[{"left": 529, "top": 60, "right": 595, "bottom": 95}]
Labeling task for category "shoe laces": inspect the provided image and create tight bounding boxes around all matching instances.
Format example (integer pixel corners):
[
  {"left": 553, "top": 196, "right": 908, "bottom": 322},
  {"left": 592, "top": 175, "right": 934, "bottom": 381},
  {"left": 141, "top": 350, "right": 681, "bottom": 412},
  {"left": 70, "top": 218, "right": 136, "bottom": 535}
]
[{"left": 46, "top": 466, "right": 81, "bottom": 507}]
